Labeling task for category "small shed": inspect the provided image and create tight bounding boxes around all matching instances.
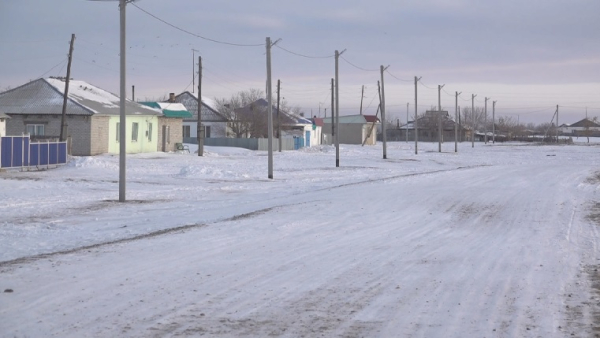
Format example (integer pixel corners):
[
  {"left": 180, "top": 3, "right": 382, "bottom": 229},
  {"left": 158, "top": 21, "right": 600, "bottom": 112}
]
[{"left": 322, "top": 114, "right": 380, "bottom": 145}]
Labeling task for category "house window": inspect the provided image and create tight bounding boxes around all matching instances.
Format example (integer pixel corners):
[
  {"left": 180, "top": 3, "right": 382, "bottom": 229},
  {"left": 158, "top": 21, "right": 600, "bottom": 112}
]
[
  {"left": 205, "top": 126, "right": 211, "bottom": 138},
  {"left": 132, "top": 122, "right": 139, "bottom": 142},
  {"left": 26, "top": 124, "right": 45, "bottom": 136},
  {"left": 148, "top": 123, "right": 153, "bottom": 141},
  {"left": 116, "top": 122, "right": 120, "bottom": 142},
  {"left": 183, "top": 125, "right": 190, "bottom": 138}
]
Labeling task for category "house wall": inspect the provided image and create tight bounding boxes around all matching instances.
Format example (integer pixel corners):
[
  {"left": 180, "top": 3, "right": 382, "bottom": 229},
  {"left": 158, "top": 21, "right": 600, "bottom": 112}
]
[
  {"left": 182, "top": 121, "right": 228, "bottom": 139},
  {"left": 5, "top": 114, "right": 95, "bottom": 155},
  {"left": 158, "top": 117, "right": 183, "bottom": 152},
  {"left": 302, "top": 125, "right": 322, "bottom": 146},
  {"left": 0, "top": 119, "right": 6, "bottom": 136},
  {"left": 108, "top": 115, "right": 159, "bottom": 154},
  {"left": 90, "top": 116, "right": 110, "bottom": 155}
]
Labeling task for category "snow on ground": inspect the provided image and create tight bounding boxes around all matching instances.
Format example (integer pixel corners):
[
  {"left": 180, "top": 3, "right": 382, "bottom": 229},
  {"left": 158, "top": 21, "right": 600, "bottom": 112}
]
[{"left": 1, "top": 141, "right": 600, "bottom": 337}]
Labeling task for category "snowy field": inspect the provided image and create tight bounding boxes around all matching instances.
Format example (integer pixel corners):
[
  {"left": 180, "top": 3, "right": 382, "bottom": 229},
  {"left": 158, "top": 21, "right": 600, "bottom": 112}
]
[{"left": 1, "top": 140, "right": 600, "bottom": 337}]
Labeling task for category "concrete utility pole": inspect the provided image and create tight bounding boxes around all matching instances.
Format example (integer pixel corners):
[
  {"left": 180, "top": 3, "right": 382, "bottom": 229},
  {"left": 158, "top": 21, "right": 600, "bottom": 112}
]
[
  {"left": 60, "top": 33, "right": 75, "bottom": 143},
  {"left": 330, "top": 78, "right": 334, "bottom": 141},
  {"left": 266, "top": 37, "right": 276, "bottom": 179},
  {"left": 406, "top": 102, "right": 409, "bottom": 143},
  {"left": 380, "top": 65, "right": 389, "bottom": 159},
  {"left": 359, "top": 85, "right": 365, "bottom": 115},
  {"left": 335, "top": 49, "right": 345, "bottom": 167},
  {"left": 455, "top": 91, "right": 461, "bottom": 153},
  {"left": 414, "top": 76, "right": 421, "bottom": 155},
  {"left": 118, "top": 0, "right": 127, "bottom": 202},
  {"left": 277, "top": 79, "right": 281, "bottom": 152},
  {"left": 437, "top": 84, "right": 445, "bottom": 152},
  {"left": 471, "top": 94, "right": 477, "bottom": 148},
  {"left": 484, "top": 97, "right": 489, "bottom": 144},
  {"left": 197, "top": 56, "right": 204, "bottom": 156},
  {"left": 192, "top": 49, "right": 199, "bottom": 93},
  {"left": 492, "top": 101, "right": 497, "bottom": 144}
]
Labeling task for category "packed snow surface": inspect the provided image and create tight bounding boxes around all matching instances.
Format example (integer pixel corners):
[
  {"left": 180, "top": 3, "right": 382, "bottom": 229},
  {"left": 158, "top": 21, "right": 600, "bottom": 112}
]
[{"left": 2, "top": 141, "right": 600, "bottom": 337}]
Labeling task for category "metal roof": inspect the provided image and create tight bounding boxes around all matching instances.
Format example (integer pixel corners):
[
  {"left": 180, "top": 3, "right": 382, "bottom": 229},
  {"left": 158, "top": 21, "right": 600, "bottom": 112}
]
[
  {"left": 0, "top": 78, "right": 162, "bottom": 117},
  {"left": 140, "top": 101, "right": 192, "bottom": 118},
  {"left": 173, "top": 92, "right": 228, "bottom": 122}
]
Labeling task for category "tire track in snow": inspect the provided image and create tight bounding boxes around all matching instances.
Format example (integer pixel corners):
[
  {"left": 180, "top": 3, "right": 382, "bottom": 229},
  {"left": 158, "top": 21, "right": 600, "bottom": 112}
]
[{"left": 0, "top": 165, "right": 483, "bottom": 269}]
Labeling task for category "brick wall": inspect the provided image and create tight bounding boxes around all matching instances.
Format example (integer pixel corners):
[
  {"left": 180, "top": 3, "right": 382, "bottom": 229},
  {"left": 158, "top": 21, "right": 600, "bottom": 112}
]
[
  {"left": 4, "top": 114, "right": 103, "bottom": 156},
  {"left": 90, "top": 116, "right": 109, "bottom": 155},
  {"left": 158, "top": 117, "right": 183, "bottom": 152}
]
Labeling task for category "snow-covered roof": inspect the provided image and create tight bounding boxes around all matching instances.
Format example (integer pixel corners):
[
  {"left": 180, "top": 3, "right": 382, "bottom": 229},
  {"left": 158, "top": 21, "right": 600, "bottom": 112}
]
[
  {"left": 236, "top": 99, "right": 312, "bottom": 125},
  {"left": 0, "top": 78, "right": 162, "bottom": 117},
  {"left": 323, "top": 115, "right": 379, "bottom": 124},
  {"left": 173, "top": 91, "right": 227, "bottom": 122}
]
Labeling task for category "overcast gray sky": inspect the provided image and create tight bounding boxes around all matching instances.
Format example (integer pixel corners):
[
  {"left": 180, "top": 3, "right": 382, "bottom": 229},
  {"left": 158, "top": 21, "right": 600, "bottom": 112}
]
[{"left": 1, "top": 0, "right": 599, "bottom": 124}]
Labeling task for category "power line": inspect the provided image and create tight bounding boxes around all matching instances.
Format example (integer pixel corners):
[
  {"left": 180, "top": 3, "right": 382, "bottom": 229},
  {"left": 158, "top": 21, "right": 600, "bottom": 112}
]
[
  {"left": 385, "top": 69, "right": 412, "bottom": 82},
  {"left": 340, "top": 55, "right": 378, "bottom": 72},
  {"left": 418, "top": 80, "right": 436, "bottom": 90},
  {"left": 37, "top": 58, "right": 68, "bottom": 79},
  {"left": 131, "top": 3, "right": 263, "bottom": 47},
  {"left": 274, "top": 45, "right": 334, "bottom": 59}
]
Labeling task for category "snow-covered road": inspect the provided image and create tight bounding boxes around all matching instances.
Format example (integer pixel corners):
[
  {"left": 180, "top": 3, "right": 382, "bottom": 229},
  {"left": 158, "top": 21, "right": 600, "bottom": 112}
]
[{"left": 1, "top": 142, "right": 600, "bottom": 337}]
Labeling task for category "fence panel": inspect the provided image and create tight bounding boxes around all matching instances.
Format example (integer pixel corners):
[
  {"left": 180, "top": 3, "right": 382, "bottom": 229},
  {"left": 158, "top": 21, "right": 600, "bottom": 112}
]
[
  {"left": 1, "top": 137, "right": 12, "bottom": 168},
  {"left": 0, "top": 137, "right": 67, "bottom": 169}
]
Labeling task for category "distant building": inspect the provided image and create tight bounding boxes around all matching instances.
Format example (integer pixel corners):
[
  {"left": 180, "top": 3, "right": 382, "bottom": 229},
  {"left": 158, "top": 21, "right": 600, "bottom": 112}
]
[
  {"left": 322, "top": 114, "right": 380, "bottom": 145},
  {"left": 560, "top": 118, "right": 600, "bottom": 136}
]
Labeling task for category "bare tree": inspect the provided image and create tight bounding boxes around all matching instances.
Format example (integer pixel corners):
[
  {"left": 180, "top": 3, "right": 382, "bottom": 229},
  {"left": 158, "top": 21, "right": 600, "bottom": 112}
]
[{"left": 215, "top": 89, "right": 264, "bottom": 138}]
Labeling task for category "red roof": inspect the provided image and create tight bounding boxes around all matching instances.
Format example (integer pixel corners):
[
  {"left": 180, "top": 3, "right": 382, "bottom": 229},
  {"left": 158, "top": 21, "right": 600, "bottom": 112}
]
[{"left": 364, "top": 115, "right": 380, "bottom": 123}]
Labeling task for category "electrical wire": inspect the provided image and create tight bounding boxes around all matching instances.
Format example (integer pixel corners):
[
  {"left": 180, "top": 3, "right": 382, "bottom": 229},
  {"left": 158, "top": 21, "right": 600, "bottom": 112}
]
[
  {"left": 274, "top": 45, "right": 334, "bottom": 59},
  {"left": 385, "top": 69, "right": 412, "bottom": 82},
  {"left": 418, "top": 80, "right": 436, "bottom": 90},
  {"left": 131, "top": 3, "right": 263, "bottom": 47},
  {"left": 340, "top": 56, "right": 379, "bottom": 72},
  {"left": 37, "top": 58, "right": 68, "bottom": 79}
]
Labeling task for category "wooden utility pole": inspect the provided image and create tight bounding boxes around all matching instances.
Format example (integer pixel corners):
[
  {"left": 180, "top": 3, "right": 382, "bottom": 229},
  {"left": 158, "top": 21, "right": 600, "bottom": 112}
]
[
  {"left": 359, "top": 85, "right": 364, "bottom": 115},
  {"left": 197, "top": 56, "right": 204, "bottom": 156},
  {"left": 484, "top": 97, "right": 489, "bottom": 143},
  {"left": 455, "top": 91, "right": 461, "bottom": 152},
  {"left": 380, "top": 65, "right": 389, "bottom": 159},
  {"left": 492, "top": 101, "right": 497, "bottom": 144},
  {"left": 131, "top": 85, "right": 135, "bottom": 101},
  {"left": 60, "top": 33, "right": 75, "bottom": 142},
  {"left": 437, "top": 84, "right": 445, "bottom": 152},
  {"left": 192, "top": 49, "right": 199, "bottom": 93},
  {"left": 277, "top": 79, "right": 281, "bottom": 152},
  {"left": 406, "top": 102, "right": 409, "bottom": 143},
  {"left": 556, "top": 105, "right": 559, "bottom": 143},
  {"left": 414, "top": 76, "right": 421, "bottom": 155},
  {"left": 472, "top": 94, "right": 477, "bottom": 148}
]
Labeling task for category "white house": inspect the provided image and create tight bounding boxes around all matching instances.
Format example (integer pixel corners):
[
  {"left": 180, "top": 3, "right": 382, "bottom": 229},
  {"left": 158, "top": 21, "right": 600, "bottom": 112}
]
[{"left": 560, "top": 118, "right": 600, "bottom": 136}]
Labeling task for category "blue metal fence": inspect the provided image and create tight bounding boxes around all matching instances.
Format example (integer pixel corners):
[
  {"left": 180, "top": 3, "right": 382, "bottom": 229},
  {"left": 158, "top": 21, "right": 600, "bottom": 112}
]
[{"left": 0, "top": 136, "right": 67, "bottom": 169}]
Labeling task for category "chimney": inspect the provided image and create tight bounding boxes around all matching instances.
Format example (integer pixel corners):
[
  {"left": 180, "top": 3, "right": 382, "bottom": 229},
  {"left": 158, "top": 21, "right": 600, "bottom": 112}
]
[{"left": 169, "top": 93, "right": 175, "bottom": 102}]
